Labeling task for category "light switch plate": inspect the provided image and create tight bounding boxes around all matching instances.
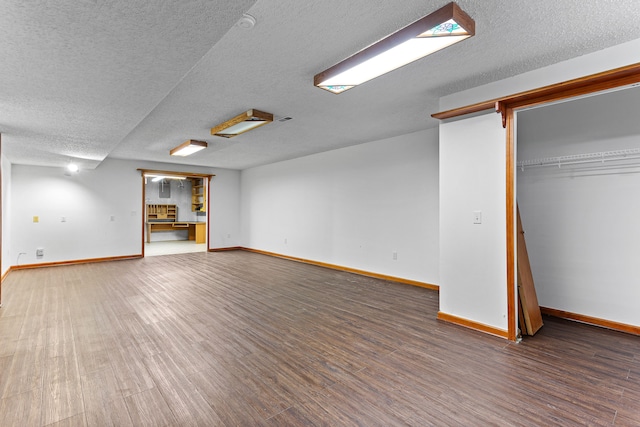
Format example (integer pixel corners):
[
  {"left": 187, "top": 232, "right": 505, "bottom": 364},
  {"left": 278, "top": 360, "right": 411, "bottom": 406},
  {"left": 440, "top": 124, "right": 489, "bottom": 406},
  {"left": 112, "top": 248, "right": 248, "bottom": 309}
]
[{"left": 473, "top": 211, "right": 482, "bottom": 224}]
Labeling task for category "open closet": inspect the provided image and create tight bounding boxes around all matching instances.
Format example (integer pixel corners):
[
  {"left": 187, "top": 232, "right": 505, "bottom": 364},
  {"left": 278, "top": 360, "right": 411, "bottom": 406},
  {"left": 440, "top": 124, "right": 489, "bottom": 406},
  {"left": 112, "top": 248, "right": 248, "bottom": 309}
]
[{"left": 516, "top": 85, "right": 640, "bottom": 330}]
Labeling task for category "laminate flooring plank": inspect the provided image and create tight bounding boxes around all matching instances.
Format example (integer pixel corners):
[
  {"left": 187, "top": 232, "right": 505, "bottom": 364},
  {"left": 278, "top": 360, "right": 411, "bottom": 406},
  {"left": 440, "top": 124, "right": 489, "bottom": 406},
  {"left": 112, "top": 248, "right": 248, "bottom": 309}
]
[
  {"left": 41, "top": 339, "right": 84, "bottom": 426},
  {"left": 0, "top": 387, "right": 43, "bottom": 427},
  {"left": 41, "top": 379, "right": 85, "bottom": 426},
  {"left": 304, "top": 377, "right": 414, "bottom": 427},
  {"left": 146, "top": 321, "right": 211, "bottom": 377},
  {"left": 142, "top": 351, "right": 224, "bottom": 426},
  {"left": 0, "top": 341, "right": 46, "bottom": 399},
  {"left": 106, "top": 343, "right": 156, "bottom": 398},
  {"left": 188, "top": 368, "right": 270, "bottom": 426},
  {"left": 19, "top": 314, "right": 47, "bottom": 349},
  {"left": 268, "top": 395, "right": 375, "bottom": 427},
  {"left": 265, "top": 405, "right": 333, "bottom": 427},
  {"left": 338, "top": 354, "right": 491, "bottom": 426},
  {"left": 0, "top": 316, "right": 23, "bottom": 357},
  {"left": 81, "top": 367, "right": 133, "bottom": 427},
  {"left": 73, "top": 320, "right": 112, "bottom": 377},
  {"left": 126, "top": 295, "right": 170, "bottom": 325},
  {"left": 106, "top": 312, "right": 163, "bottom": 357},
  {"left": 399, "top": 334, "right": 619, "bottom": 425},
  {"left": 44, "top": 413, "right": 87, "bottom": 427},
  {"left": 192, "top": 356, "right": 293, "bottom": 419},
  {"left": 613, "top": 381, "right": 640, "bottom": 425},
  {"left": 191, "top": 329, "right": 258, "bottom": 364},
  {"left": 123, "top": 387, "right": 179, "bottom": 427}
]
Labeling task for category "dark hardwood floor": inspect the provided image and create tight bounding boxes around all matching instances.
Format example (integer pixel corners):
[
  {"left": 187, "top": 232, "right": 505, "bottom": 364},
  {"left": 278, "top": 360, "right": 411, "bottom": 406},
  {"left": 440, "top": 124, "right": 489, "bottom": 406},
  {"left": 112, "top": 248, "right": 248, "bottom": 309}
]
[{"left": 0, "top": 251, "right": 638, "bottom": 426}]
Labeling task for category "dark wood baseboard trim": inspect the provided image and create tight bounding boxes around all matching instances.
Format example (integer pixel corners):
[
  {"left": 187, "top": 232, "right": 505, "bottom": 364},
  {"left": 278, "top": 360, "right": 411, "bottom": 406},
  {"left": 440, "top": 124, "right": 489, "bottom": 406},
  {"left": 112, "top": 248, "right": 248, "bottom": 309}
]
[
  {"left": 10, "top": 254, "right": 143, "bottom": 271},
  {"left": 209, "top": 246, "right": 243, "bottom": 252},
  {"left": 239, "top": 247, "right": 439, "bottom": 291},
  {"left": 541, "top": 307, "right": 639, "bottom": 336},
  {"left": 437, "top": 311, "right": 509, "bottom": 339}
]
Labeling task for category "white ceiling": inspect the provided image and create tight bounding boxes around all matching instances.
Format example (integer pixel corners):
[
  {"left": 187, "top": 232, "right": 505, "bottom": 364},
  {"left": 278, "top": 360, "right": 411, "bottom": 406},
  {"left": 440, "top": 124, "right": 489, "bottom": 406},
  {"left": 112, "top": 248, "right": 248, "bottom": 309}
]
[{"left": 2, "top": 0, "right": 640, "bottom": 171}]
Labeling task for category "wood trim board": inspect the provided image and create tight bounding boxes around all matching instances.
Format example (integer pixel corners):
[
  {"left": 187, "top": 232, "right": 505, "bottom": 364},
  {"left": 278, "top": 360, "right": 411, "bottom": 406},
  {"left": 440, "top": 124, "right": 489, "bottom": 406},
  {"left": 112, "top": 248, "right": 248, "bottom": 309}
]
[
  {"left": 541, "top": 307, "right": 639, "bottom": 336},
  {"left": 239, "top": 247, "right": 439, "bottom": 291},
  {"left": 432, "top": 62, "right": 640, "bottom": 121},
  {"left": 437, "top": 311, "right": 509, "bottom": 339},
  {"left": 10, "top": 254, "right": 143, "bottom": 271},
  {"left": 505, "top": 107, "right": 516, "bottom": 340}
]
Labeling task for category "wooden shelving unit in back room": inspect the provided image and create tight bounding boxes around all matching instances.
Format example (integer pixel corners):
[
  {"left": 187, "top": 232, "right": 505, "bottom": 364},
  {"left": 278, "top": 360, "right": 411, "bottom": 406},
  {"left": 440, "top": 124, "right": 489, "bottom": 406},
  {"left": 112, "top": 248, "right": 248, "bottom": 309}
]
[
  {"left": 190, "top": 178, "right": 206, "bottom": 212},
  {"left": 146, "top": 204, "right": 177, "bottom": 221}
]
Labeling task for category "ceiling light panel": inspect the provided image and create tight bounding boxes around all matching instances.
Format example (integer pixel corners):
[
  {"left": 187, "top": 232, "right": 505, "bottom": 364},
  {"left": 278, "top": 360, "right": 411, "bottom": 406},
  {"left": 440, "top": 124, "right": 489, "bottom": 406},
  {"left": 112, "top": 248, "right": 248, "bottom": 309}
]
[
  {"left": 314, "top": 2, "right": 474, "bottom": 94},
  {"left": 170, "top": 139, "right": 208, "bottom": 156},
  {"left": 211, "top": 109, "right": 273, "bottom": 138}
]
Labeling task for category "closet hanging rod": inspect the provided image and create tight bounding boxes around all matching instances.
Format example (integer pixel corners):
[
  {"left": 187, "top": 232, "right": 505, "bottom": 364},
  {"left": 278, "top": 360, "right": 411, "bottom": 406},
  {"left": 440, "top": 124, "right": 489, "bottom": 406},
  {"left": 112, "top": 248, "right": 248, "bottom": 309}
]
[{"left": 518, "top": 148, "right": 640, "bottom": 170}]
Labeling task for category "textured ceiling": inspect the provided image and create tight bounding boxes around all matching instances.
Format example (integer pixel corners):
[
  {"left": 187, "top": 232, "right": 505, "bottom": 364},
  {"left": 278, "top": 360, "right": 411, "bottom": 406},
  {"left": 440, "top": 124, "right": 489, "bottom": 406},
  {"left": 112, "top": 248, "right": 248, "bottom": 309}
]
[{"left": 2, "top": 0, "right": 640, "bottom": 170}]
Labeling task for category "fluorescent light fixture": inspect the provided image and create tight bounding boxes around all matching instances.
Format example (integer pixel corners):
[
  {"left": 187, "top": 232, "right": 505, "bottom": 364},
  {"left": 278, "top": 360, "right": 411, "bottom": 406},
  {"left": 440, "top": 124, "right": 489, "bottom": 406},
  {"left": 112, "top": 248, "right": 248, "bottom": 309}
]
[
  {"left": 170, "top": 139, "right": 208, "bottom": 156},
  {"left": 314, "top": 2, "right": 474, "bottom": 94},
  {"left": 211, "top": 109, "right": 273, "bottom": 138},
  {"left": 146, "top": 174, "right": 186, "bottom": 181}
]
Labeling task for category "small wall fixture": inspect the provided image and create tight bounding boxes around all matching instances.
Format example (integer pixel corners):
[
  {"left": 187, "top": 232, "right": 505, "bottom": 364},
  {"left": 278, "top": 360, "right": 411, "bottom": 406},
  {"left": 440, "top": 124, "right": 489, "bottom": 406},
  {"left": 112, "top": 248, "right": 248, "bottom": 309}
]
[
  {"left": 210, "top": 109, "right": 273, "bottom": 138},
  {"left": 314, "top": 2, "right": 474, "bottom": 94},
  {"left": 170, "top": 139, "right": 208, "bottom": 156}
]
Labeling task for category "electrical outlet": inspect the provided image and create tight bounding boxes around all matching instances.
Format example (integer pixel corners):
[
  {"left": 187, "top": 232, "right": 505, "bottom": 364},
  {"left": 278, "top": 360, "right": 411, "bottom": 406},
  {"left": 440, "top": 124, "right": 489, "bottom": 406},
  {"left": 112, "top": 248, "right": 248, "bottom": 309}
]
[
  {"left": 61, "top": 216, "right": 66, "bottom": 222},
  {"left": 36, "top": 248, "right": 44, "bottom": 257},
  {"left": 473, "top": 210, "right": 482, "bottom": 224},
  {"left": 393, "top": 251, "right": 398, "bottom": 260}
]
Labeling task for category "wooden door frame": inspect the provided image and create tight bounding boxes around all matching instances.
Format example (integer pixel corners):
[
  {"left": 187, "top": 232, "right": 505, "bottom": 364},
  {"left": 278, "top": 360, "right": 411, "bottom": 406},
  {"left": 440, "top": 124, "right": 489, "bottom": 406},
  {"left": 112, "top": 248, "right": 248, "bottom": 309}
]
[
  {"left": 433, "top": 62, "right": 640, "bottom": 340},
  {"left": 138, "top": 169, "right": 215, "bottom": 256}
]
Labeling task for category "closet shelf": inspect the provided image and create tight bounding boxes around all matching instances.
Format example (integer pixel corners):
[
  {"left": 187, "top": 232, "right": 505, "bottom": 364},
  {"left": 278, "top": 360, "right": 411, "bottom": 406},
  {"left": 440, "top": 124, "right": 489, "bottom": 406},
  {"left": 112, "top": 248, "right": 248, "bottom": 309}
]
[{"left": 518, "top": 148, "right": 640, "bottom": 170}]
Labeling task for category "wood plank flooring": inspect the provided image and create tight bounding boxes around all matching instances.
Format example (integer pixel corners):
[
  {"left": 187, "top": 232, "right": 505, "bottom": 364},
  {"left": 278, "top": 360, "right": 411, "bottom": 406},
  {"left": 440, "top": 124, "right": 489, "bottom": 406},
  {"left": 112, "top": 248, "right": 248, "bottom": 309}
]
[{"left": 0, "top": 251, "right": 638, "bottom": 426}]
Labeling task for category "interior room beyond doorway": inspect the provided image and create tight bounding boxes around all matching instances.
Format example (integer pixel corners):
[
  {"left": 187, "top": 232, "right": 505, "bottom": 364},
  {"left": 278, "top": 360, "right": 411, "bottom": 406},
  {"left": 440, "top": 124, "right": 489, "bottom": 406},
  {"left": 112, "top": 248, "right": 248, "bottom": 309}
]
[{"left": 143, "top": 172, "right": 208, "bottom": 256}]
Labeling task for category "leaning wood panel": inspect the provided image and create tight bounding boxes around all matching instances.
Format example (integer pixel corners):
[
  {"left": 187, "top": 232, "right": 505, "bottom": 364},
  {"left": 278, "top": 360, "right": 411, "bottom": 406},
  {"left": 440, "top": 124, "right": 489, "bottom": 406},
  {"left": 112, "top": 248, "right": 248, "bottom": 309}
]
[{"left": 517, "top": 205, "right": 543, "bottom": 335}]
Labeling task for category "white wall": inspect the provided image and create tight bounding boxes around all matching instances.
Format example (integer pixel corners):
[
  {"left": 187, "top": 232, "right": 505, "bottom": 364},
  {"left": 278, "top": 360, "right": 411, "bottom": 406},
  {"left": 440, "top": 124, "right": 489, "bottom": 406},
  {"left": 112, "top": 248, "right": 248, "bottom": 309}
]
[
  {"left": 517, "top": 89, "right": 640, "bottom": 326},
  {"left": 437, "top": 36, "right": 640, "bottom": 332},
  {"left": 9, "top": 158, "right": 240, "bottom": 265},
  {"left": 440, "top": 38, "right": 640, "bottom": 111},
  {"left": 2, "top": 153, "right": 11, "bottom": 277},
  {"left": 209, "top": 169, "right": 241, "bottom": 249},
  {"left": 439, "top": 112, "right": 509, "bottom": 331},
  {"left": 11, "top": 159, "right": 142, "bottom": 264},
  {"left": 240, "top": 129, "right": 440, "bottom": 285}
]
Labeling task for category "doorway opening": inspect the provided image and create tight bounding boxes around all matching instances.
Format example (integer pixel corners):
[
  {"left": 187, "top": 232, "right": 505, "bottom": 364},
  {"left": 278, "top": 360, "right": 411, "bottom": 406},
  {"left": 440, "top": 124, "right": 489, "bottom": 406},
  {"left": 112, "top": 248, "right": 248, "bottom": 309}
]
[{"left": 140, "top": 170, "right": 213, "bottom": 257}]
